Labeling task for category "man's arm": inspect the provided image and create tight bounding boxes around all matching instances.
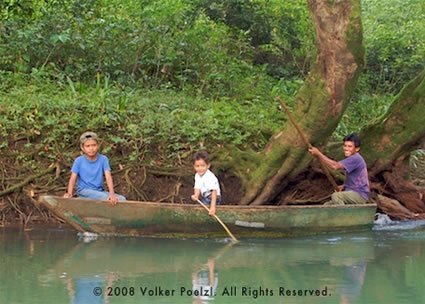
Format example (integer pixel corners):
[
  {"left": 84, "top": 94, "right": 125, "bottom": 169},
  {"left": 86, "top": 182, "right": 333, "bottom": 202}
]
[
  {"left": 64, "top": 173, "right": 77, "bottom": 198},
  {"left": 104, "top": 170, "right": 118, "bottom": 205},
  {"left": 308, "top": 146, "right": 344, "bottom": 170}
]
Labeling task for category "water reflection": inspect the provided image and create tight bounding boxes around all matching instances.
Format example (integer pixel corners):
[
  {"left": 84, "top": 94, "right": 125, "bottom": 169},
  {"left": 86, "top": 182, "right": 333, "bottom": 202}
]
[
  {"left": 1, "top": 226, "right": 424, "bottom": 304},
  {"left": 58, "top": 243, "right": 119, "bottom": 304},
  {"left": 191, "top": 255, "right": 218, "bottom": 303},
  {"left": 65, "top": 272, "right": 118, "bottom": 304},
  {"left": 339, "top": 261, "right": 367, "bottom": 304},
  {"left": 191, "top": 242, "right": 235, "bottom": 303},
  {"left": 42, "top": 235, "right": 376, "bottom": 304}
]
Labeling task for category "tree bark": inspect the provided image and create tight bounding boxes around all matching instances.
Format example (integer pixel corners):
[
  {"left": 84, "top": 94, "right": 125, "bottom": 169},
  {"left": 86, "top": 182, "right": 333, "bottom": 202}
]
[
  {"left": 360, "top": 70, "right": 425, "bottom": 217},
  {"left": 236, "top": 0, "right": 364, "bottom": 205},
  {"left": 361, "top": 70, "right": 425, "bottom": 174}
]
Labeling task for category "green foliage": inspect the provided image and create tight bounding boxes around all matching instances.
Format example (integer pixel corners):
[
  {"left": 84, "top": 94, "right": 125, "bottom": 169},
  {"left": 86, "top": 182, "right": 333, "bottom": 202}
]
[
  {"left": 0, "top": 72, "right": 283, "bottom": 166},
  {"left": 0, "top": 0, "right": 312, "bottom": 101},
  {"left": 1, "top": 0, "right": 424, "bottom": 162},
  {"left": 334, "top": 93, "right": 394, "bottom": 139},
  {"left": 1, "top": 0, "right": 423, "bottom": 98},
  {"left": 362, "top": 0, "right": 425, "bottom": 93},
  {"left": 333, "top": 0, "right": 425, "bottom": 138},
  {"left": 195, "top": 0, "right": 314, "bottom": 78}
]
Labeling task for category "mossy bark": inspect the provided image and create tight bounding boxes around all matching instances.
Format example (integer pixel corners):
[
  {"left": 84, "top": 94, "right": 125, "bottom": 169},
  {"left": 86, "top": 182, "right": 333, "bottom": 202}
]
[
  {"left": 236, "top": 0, "right": 364, "bottom": 205},
  {"left": 360, "top": 70, "right": 425, "bottom": 174},
  {"left": 358, "top": 70, "right": 425, "bottom": 217}
]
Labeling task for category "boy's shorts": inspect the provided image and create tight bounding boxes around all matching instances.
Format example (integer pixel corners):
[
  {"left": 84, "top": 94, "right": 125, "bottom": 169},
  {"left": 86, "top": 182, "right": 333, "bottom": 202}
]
[{"left": 200, "top": 195, "right": 222, "bottom": 205}]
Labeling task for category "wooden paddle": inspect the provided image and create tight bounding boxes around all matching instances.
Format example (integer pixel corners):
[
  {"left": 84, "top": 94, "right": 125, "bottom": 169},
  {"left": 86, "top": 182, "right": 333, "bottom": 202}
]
[
  {"left": 195, "top": 199, "right": 239, "bottom": 243},
  {"left": 276, "top": 96, "right": 340, "bottom": 192}
]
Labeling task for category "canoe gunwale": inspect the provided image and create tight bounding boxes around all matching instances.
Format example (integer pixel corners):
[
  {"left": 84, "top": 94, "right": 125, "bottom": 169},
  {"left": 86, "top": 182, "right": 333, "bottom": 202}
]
[{"left": 40, "top": 195, "right": 377, "bottom": 210}]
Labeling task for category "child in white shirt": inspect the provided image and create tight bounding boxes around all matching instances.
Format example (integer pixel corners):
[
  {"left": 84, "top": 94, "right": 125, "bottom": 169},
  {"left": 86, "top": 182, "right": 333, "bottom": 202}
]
[{"left": 190, "top": 151, "right": 221, "bottom": 216}]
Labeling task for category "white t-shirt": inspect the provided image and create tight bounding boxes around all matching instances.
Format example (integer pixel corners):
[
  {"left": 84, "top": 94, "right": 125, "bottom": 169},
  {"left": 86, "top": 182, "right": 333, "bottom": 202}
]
[
  {"left": 192, "top": 269, "right": 218, "bottom": 301},
  {"left": 194, "top": 170, "right": 221, "bottom": 198}
]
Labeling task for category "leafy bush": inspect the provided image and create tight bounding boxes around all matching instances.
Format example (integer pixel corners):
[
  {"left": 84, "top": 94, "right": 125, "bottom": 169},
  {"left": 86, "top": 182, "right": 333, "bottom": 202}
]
[
  {"left": 334, "top": 93, "right": 394, "bottom": 139},
  {"left": 0, "top": 72, "right": 284, "bottom": 167},
  {"left": 362, "top": 0, "right": 425, "bottom": 93},
  {"left": 0, "top": 0, "right": 313, "bottom": 101},
  {"left": 1, "top": 0, "right": 424, "bottom": 158},
  {"left": 333, "top": 0, "right": 425, "bottom": 138}
]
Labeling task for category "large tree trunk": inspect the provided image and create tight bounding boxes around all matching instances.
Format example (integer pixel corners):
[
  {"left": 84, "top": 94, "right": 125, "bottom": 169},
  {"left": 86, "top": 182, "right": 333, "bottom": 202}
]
[
  {"left": 236, "top": 0, "right": 364, "bottom": 205},
  {"left": 360, "top": 70, "right": 425, "bottom": 217},
  {"left": 361, "top": 70, "right": 425, "bottom": 174}
]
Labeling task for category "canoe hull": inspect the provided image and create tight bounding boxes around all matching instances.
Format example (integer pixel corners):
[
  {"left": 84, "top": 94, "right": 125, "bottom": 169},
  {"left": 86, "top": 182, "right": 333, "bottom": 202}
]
[{"left": 39, "top": 196, "right": 377, "bottom": 238}]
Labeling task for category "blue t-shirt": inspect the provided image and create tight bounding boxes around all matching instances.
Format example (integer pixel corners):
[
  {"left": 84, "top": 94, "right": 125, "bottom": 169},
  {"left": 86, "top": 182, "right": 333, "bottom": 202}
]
[
  {"left": 339, "top": 153, "right": 370, "bottom": 200},
  {"left": 71, "top": 154, "right": 111, "bottom": 192}
]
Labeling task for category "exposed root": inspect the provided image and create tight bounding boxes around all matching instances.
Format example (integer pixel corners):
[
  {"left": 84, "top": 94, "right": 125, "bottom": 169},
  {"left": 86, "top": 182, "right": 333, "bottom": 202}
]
[
  {"left": 7, "top": 196, "right": 25, "bottom": 217},
  {"left": 280, "top": 190, "right": 331, "bottom": 205},
  {"left": 278, "top": 173, "right": 334, "bottom": 205},
  {"left": 0, "top": 163, "right": 58, "bottom": 198},
  {"left": 22, "top": 210, "right": 33, "bottom": 228},
  {"left": 158, "top": 180, "right": 183, "bottom": 203},
  {"left": 124, "top": 167, "right": 148, "bottom": 201}
]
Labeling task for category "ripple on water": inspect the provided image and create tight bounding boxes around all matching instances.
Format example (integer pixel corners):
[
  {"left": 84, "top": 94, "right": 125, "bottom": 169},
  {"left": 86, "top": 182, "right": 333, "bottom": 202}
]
[{"left": 373, "top": 213, "right": 425, "bottom": 231}]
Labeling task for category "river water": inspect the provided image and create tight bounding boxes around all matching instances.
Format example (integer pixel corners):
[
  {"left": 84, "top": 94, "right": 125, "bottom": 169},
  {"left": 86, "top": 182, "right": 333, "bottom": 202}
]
[{"left": 1, "top": 215, "right": 424, "bottom": 304}]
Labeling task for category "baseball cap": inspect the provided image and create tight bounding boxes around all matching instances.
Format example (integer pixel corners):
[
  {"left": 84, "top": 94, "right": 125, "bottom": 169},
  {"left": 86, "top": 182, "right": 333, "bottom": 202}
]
[{"left": 79, "top": 131, "right": 99, "bottom": 145}]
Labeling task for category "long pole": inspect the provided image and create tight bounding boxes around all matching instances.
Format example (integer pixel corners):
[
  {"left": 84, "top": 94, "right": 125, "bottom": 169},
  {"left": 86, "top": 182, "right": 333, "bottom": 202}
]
[
  {"left": 276, "top": 96, "right": 340, "bottom": 192},
  {"left": 196, "top": 199, "right": 239, "bottom": 243}
]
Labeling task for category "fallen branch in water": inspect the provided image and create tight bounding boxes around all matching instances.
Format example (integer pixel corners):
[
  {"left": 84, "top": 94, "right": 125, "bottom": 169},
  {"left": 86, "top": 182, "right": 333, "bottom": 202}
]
[{"left": 376, "top": 194, "right": 422, "bottom": 220}]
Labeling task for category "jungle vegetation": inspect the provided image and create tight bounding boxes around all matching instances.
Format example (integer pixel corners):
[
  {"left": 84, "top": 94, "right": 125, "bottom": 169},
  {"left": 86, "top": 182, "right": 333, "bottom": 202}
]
[{"left": 0, "top": 0, "right": 424, "bottom": 223}]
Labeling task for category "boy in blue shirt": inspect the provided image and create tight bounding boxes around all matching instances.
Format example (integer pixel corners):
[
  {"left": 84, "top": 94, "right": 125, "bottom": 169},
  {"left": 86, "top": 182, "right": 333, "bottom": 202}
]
[{"left": 64, "top": 131, "right": 126, "bottom": 205}]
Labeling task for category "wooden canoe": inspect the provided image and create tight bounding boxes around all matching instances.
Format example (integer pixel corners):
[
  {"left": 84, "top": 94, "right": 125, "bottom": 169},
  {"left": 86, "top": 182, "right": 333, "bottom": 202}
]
[{"left": 38, "top": 195, "right": 377, "bottom": 238}]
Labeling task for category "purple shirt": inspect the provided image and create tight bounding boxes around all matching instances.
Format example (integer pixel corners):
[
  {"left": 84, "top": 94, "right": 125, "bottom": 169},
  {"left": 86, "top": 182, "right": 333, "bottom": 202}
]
[{"left": 339, "top": 153, "right": 370, "bottom": 200}]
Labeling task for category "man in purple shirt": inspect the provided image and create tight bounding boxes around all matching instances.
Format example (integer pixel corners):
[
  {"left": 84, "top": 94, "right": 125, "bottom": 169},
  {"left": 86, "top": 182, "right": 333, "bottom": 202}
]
[{"left": 308, "top": 133, "right": 370, "bottom": 205}]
